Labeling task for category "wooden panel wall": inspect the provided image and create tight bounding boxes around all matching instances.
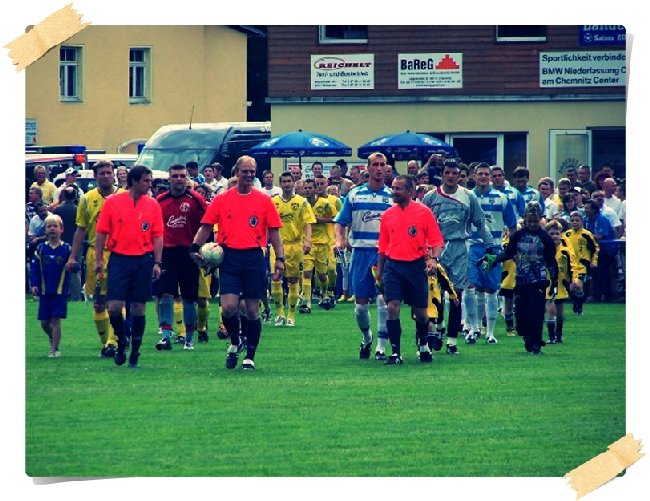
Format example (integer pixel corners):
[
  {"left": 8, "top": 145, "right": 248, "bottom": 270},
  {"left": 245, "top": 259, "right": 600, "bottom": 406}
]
[{"left": 267, "top": 25, "right": 626, "bottom": 98}]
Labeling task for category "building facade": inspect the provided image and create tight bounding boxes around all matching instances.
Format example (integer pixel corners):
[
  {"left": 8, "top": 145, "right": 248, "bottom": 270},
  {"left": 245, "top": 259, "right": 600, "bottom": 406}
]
[
  {"left": 265, "top": 25, "right": 626, "bottom": 181},
  {"left": 26, "top": 25, "right": 252, "bottom": 153}
]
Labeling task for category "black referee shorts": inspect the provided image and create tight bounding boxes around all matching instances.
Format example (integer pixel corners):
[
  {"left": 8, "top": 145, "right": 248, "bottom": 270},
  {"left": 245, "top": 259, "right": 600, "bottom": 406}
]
[
  {"left": 106, "top": 253, "right": 153, "bottom": 304},
  {"left": 382, "top": 257, "right": 428, "bottom": 308},
  {"left": 219, "top": 246, "right": 267, "bottom": 300}
]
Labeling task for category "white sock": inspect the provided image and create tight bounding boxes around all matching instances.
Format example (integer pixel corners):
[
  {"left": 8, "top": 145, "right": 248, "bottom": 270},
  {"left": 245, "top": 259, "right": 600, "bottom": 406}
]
[
  {"left": 486, "top": 292, "right": 498, "bottom": 337},
  {"left": 376, "top": 294, "right": 387, "bottom": 337},
  {"left": 355, "top": 303, "right": 372, "bottom": 344},
  {"left": 464, "top": 288, "right": 478, "bottom": 332},
  {"left": 476, "top": 291, "right": 486, "bottom": 332}
]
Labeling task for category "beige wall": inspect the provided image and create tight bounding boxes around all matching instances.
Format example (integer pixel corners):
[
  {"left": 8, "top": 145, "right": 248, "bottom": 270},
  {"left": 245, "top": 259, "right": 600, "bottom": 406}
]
[
  {"left": 268, "top": 101, "right": 625, "bottom": 180},
  {"left": 25, "top": 26, "right": 248, "bottom": 152}
]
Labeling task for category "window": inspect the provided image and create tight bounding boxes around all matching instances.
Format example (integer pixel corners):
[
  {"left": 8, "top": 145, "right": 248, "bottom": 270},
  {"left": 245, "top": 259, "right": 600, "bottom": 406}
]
[
  {"left": 59, "top": 46, "right": 82, "bottom": 101},
  {"left": 319, "top": 26, "right": 368, "bottom": 44},
  {"left": 129, "top": 48, "right": 151, "bottom": 103},
  {"left": 496, "top": 25, "right": 546, "bottom": 42}
]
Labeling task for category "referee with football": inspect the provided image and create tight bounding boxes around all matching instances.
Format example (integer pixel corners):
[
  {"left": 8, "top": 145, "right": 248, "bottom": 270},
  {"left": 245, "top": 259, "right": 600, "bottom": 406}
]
[
  {"left": 376, "top": 175, "right": 444, "bottom": 364},
  {"left": 190, "top": 155, "right": 284, "bottom": 370}
]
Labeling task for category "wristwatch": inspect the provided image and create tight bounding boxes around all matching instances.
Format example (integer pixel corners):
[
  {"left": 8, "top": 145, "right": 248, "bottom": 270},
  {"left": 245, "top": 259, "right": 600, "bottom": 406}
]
[{"left": 276, "top": 257, "right": 285, "bottom": 263}]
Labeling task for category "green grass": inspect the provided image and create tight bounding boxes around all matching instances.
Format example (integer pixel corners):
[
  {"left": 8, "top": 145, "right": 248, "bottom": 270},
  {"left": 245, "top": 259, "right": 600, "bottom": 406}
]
[{"left": 25, "top": 298, "right": 625, "bottom": 477}]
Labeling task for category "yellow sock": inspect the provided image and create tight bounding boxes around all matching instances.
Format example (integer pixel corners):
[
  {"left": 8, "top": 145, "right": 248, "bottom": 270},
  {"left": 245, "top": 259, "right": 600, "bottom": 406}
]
[
  {"left": 174, "top": 299, "right": 185, "bottom": 335},
  {"left": 302, "top": 278, "right": 312, "bottom": 306},
  {"left": 328, "top": 269, "right": 337, "bottom": 297},
  {"left": 94, "top": 310, "right": 113, "bottom": 346},
  {"left": 197, "top": 301, "right": 210, "bottom": 332},
  {"left": 287, "top": 282, "right": 299, "bottom": 320},
  {"left": 271, "top": 280, "right": 285, "bottom": 317}
]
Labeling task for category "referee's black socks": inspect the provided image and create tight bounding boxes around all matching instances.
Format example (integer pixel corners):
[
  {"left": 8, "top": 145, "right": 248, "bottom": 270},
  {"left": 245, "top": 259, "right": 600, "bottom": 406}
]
[
  {"left": 109, "top": 313, "right": 125, "bottom": 353},
  {"left": 130, "top": 315, "right": 145, "bottom": 355},
  {"left": 387, "top": 318, "right": 401, "bottom": 355},
  {"left": 245, "top": 318, "right": 262, "bottom": 361}
]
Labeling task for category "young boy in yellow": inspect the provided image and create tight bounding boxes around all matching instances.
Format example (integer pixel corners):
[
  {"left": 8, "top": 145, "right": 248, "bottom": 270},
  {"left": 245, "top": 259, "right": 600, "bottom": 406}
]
[
  {"left": 563, "top": 211, "right": 599, "bottom": 315},
  {"left": 545, "top": 220, "right": 581, "bottom": 344}
]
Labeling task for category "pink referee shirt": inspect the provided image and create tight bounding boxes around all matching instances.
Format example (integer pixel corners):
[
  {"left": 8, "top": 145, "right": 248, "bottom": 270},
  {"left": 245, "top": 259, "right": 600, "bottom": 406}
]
[{"left": 378, "top": 201, "right": 443, "bottom": 260}]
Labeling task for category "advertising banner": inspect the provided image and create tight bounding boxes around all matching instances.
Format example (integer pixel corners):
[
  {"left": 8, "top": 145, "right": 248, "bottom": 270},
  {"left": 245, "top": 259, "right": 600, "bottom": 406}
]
[
  {"left": 311, "top": 54, "right": 374, "bottom": 90},
  {"left": 539, "top": 51, "right": 626, "bottom": 88},
  {"left": 398, "top": 53, "right": 463, "bottom": 89}
]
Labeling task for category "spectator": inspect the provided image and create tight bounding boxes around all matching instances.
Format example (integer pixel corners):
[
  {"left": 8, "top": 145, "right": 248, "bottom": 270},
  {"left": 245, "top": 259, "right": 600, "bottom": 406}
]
[
  {"left": 31, "top": 165, "right": 57, "bottom": 206},
  {"left": 591, "top": 190, "right": 623, "bottom": 238},
  {"left": 26, "top": 186, "right": 43, "bottom": 224},
  {"left": 602, "top": 178, "right": 623, "bottom": 218},
  {"left": 115, "top": 166, "right": 129, "bottom": 189},
  {"left": 513, "top": 166, "right": 545, "bottom": 211},
  {"left": 538, "top": 177, "right": 559, "bottom": 220},
  {"left": 261, "top": 170, "right": 282, "bottom": 197},
  {"left": 186, "top": 161, "right": 205, "bottom": 185},
  {"left": 577, "top": 165, "right": 596, "bottom": 193},
  {"left": 53, "top": 167, "right": 84, "bottom": 208},
  {"left": 584, "top": 199, "right": 617, "bottom": 303},
  {"left": 565, "top": 167, "right": 579, "bottom": 190}
]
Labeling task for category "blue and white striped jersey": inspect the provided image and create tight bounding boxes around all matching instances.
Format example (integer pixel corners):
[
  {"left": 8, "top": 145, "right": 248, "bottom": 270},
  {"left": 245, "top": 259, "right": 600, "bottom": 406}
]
[
  {"left": 470, "top": 187, "right": 518, "bottom": 246},
  {"left": 494, "top": 184, "right": 525, "bottom": 218},
  {"left": 518, "top": 185, "right": 546, "bottom": 212},
  {"left": 335, "top": 183, "right": 392, "bottom": 248}
]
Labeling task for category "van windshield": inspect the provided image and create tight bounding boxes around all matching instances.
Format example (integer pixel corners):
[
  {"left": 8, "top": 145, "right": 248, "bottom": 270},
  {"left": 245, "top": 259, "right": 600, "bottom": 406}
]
[{"left": 137, "top": 149, "right": 217, "bottom": 172}]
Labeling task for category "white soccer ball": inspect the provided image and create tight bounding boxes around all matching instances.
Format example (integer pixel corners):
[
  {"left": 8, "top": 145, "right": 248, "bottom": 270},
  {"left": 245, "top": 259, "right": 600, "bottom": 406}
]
[{"left": 200, "top": 242, "right": 225, "bottom": 267}]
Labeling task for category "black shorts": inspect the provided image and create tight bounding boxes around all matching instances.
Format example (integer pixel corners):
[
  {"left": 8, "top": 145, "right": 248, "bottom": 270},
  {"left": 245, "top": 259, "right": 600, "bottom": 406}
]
[
  {"left": 157, "top": 246, "right": 199, "bottom": 301},
  {"left": 382, "top": 257, "right": 428, "bottom": 309},
  {"left": 106, "top": 253, "right": 153, "bottom": 304},
  {"left": 219, "top": 247, "right": 267, "bottom": 300}
]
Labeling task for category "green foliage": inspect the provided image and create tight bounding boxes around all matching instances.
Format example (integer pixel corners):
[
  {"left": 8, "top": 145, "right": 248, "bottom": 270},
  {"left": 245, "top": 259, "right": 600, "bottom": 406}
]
[{"left": 25, "top": 299, "right": 625, "bottom": 477}]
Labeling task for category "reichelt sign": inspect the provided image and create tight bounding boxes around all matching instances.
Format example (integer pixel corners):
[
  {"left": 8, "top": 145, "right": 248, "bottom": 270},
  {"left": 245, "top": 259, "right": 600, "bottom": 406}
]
[
  {"left": 398, "top": 53, "right": 463, "bottom": 89},
  {"left": 539, "top": 51, "right": 626, "bottom": 88},
  {"left": 311, "top": 54, "right": 374, "bottom": 90}
]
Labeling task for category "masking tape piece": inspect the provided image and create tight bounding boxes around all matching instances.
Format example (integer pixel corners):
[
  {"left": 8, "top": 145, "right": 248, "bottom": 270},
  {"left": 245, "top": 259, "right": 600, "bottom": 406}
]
[
  {"left": 564, "top": 434, "right": 644, "bottom": 499},
  {"left": 4, "top": 3, "right": 90, "bottom": 72}
]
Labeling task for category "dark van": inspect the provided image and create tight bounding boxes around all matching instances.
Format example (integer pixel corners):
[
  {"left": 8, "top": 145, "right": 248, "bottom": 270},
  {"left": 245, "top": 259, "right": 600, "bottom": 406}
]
[{"left": 136, "top": 122, "right": 271, "bottom": 178}]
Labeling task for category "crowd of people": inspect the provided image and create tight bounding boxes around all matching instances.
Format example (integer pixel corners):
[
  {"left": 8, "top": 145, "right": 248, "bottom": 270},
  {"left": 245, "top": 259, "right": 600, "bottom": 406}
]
[{"left": 26, "top": 152, "right": 626, "bottom": 366}]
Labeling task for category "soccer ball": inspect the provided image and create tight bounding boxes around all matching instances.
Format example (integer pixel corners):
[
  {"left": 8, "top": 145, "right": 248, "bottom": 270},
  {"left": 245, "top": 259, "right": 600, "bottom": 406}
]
[{"left": 200, "top": 242, "right": 225, "bottom": 268}]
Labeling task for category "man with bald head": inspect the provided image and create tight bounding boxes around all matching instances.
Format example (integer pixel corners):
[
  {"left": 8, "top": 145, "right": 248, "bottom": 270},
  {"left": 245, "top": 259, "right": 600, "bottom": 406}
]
[{"left": 601, "top": 177, "right": 622, "bottom": 219}]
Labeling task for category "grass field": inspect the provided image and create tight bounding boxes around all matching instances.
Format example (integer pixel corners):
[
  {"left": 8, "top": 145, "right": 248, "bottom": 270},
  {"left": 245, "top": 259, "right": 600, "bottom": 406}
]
[{"left": 24, "top": 298, "right": 625, "bottom": 478}]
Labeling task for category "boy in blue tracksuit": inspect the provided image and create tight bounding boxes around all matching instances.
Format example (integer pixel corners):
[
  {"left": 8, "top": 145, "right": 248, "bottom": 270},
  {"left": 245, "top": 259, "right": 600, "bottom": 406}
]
[{"left": 30, "top": 214, "right": 72, "bottom": 358}]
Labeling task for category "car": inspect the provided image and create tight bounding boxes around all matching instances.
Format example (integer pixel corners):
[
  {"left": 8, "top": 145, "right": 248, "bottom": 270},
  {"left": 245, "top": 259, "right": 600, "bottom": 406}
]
[{"left": 86, "top": 153, "right": 138, "bottom": 170}]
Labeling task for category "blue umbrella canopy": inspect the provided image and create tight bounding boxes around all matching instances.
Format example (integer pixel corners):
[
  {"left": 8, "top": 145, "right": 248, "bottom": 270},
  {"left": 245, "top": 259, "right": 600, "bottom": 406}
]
[
  {"left": 250, "top": 130, "right": 352, "bottom": 159},
  {"left": 357, "top": 131, "right": 456, "bottom": 160}
]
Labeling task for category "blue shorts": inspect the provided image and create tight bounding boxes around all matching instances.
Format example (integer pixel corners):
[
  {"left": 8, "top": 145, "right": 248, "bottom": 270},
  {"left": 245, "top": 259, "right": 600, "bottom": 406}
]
[
  {"left": 468, "top": 244, "right": 501, "bottom": 292},
  {"left": 38, "top": 295, "right": 67, "bottom": 321},
  {"left": 382, "top": 257, "right": 428, "bottom": 308},
  {"left": 219, "top": 247, "right": 267, "bottom": 300},
  {"left": 107, "top": 253, "right": 153, "bottom": 304},
  {"left": 349, "top": 247, "right": 379, "bottom": 299}
]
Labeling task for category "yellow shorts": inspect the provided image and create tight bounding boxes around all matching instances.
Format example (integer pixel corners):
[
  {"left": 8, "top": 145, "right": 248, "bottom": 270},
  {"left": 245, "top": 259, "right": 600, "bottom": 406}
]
[
  {"left": 198, "top": 269, "right": 212, "bottom": 298},
  {"left": 84, "top": 247, "right": 110, "bottom": 295},
  {"left": 270, "top": 242, "right": 303, "bottom": 278},
  {"left": 500, "top": 259, "right": 516, "bottom": 291},
  {"left": 427, "top": 276, "right": 442, "bottom": 319},
  {"left": 303, "top": 242, "right": 329, "bottom": 275}
]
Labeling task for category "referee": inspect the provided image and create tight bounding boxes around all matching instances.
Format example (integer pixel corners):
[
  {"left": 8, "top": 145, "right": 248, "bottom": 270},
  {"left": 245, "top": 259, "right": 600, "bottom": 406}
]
[
  {"left": 376, "top": 175, "right": 444, "bottom": 364},
  {"left": 190, "top": 155, "right": 284, "bottom": 370},
  {"left": 95, "top": 165, "right": 164, "bottom": 368}
]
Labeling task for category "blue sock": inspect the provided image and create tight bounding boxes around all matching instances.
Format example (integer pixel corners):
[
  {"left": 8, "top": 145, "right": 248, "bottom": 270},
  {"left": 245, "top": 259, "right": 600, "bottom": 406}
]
[{"left": 159, "top": 297, "right": 174, "bottom": 339}]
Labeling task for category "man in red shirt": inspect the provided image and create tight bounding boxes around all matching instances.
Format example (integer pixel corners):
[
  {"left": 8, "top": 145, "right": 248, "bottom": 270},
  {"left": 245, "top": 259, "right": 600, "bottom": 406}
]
[
  {"left": 376, "top": 175, "right": 444, "bottom": 364},
  {"left": 95, "top": 165, "right": 164, "bottom": 368},
  {"left": 155, "top": 164, "right": 207, "bottom": 351},
  {"left": 190, "top": 155, "right": 284, "bottom": 370}
]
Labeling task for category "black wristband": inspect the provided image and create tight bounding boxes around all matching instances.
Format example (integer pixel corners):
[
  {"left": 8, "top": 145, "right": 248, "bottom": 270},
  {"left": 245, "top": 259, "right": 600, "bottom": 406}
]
[
  {"left": 275, "top": 257, "right": 285, "bottom": 263},
  {"left": 189, "top": 243, "right": 201, "bottom": 254},
  {"left": 154, "top": 261, "right": 163, "bottom": 267}
]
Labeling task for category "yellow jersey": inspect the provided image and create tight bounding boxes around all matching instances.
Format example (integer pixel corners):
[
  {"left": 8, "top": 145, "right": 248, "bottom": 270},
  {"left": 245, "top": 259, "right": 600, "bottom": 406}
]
[
  {"left": 75, "top": 187, "right": 123, "bottom": 247},
  {"left": 309, "top": 196, "right": 337, "bottom": 245},
  {"left": 272, "top": 193, "right": 316, "bottom": 244}
]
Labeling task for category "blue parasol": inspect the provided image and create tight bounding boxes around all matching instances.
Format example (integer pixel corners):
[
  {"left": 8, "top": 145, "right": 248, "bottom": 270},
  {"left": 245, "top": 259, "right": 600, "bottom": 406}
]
[
  {"left": 357, "top": 131, "right": 456, "bottom": 160},
  {"left": 250, "top": 129, "right": 352, "bottom": 166}
]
